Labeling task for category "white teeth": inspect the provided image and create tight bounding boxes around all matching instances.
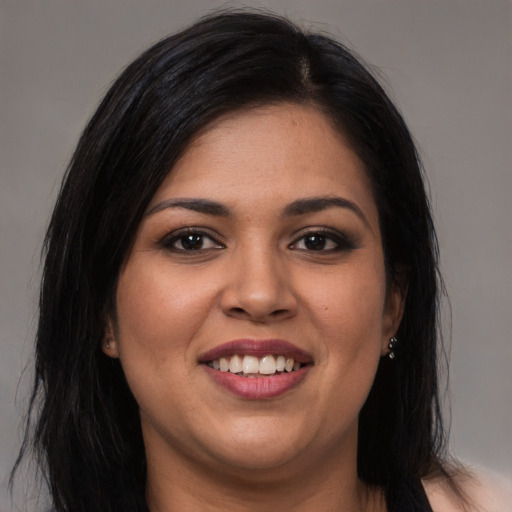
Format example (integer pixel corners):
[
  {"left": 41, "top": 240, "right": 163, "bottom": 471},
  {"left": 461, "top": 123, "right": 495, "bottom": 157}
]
[
  {"left": 229, "top": 354, "right": 243, "bottom": 373},
  {"left": 259, "top": 355, "right": 277, "bottom": 374},
  {"left": 209, "top": 354, "right": 304, "bottom": 375},
  {"left": 219, "top": 357, "right": 229, "bottom": 372},
  {"left": 242, "top": 355, "right": 259, "bottom": 374}
]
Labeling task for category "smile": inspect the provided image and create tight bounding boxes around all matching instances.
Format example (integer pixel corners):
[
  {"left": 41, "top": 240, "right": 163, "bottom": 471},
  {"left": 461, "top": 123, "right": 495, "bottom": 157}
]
[
  {"left": 206, "top": 354, "right": 302, "bottom": 376},
  {"left": 198, "top": 339, "right": 313, "bottom": 399}
]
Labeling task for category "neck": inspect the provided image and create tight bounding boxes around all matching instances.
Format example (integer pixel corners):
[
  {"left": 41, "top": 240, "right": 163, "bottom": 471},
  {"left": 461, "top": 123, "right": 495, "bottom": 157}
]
[{"left": 144, "top": 426, "right": 385, "bottom": 512}]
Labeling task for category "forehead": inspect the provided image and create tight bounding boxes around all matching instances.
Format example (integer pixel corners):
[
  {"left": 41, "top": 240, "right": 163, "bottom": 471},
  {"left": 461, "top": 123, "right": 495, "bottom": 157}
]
[{"left": 149, "top": 103, "right": 378, "bottom": 226}]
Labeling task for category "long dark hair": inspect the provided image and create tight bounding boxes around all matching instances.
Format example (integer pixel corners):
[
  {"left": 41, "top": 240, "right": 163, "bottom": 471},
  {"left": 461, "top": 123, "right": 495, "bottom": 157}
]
[{"left": 14, "top": 10, "right": 455, "bottom": 512}]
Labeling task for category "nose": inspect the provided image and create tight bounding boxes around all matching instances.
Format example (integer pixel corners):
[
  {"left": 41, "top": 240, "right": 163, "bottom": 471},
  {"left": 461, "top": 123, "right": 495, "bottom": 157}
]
[{"left": 220, "top": 246, "right": 298, "bottom": 323}]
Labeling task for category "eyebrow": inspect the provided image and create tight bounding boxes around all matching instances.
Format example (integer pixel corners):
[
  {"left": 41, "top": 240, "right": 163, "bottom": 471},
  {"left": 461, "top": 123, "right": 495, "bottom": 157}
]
[
  {"left": 283, "top": 196, "right": 371, "bottom": 228},
  {"left": 146, "top": 195, "right": 370, "bottom": 228},
  {"left": 146, "top": 198, "right": 230, "bottom": 217}
]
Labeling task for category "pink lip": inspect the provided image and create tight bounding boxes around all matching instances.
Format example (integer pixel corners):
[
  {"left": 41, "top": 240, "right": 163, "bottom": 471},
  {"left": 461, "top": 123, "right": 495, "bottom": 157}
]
[
  {"left": 197, "top": 338, "right": 313, "bottom": 364},
  {"left": 203, "top": 365, "right": 310, "bottom": 399},
  {"left": 198, "top": 339, "right": 313, "bottom": 400}
]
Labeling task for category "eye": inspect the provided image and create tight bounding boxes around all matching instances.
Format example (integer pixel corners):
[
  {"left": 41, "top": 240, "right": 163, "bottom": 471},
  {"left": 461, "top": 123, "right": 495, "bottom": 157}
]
[
  {"left": 161, "top": 229, "right": 224, "bottom": 252},
  {"left": 290, "top": 229, "right": 356, "bottom": 252},
  {"left": 295, "top": 234, "right": 337, "bottom": 251}
]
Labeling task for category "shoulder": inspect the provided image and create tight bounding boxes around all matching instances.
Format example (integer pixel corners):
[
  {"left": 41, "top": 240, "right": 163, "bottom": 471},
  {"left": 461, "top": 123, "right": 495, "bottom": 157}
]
[{"left": 423, "top": 467, "right": 512, "bottom": 512}]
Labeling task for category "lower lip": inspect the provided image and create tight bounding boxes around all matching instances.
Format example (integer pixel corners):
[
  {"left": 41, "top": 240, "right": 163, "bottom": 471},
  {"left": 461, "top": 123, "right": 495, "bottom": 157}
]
[{"left": 203, "top": 365, "right": 310, "bottom": 399}]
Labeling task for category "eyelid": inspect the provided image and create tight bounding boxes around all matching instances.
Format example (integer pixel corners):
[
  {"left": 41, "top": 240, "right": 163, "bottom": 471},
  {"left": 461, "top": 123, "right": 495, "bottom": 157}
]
[
  {"left": 288, "top": 227, "right": 357, "bottom": 251},
  {"left": 159, "top": 227, "right": 225, "bottom": 251}
]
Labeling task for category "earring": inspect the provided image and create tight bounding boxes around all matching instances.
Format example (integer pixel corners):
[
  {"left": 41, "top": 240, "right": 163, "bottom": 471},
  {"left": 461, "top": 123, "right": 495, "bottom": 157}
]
[
  {"left": 388, "top": 336, "right": 398, "bottom": 359},
  {"left": 105, "top": 341, "right": 111, "bottom": 349}
]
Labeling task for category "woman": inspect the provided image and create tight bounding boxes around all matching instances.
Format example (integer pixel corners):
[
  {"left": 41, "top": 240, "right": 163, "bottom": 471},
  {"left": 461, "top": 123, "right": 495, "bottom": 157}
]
[{"left": 12, "top": 10, "right": 501, "bottom": 512}]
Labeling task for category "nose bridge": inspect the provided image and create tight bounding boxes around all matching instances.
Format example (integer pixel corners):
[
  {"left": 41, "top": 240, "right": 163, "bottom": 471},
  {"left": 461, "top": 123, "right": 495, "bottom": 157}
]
[{"left": 221, "top": 237, "right": 296, "bottom": 321}]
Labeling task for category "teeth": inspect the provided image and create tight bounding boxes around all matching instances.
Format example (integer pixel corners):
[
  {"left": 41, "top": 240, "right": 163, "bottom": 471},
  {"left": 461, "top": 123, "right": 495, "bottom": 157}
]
[
  {"left": 259, "top": 355, "right": 277, "bottom": 374},
  {"left": 209, "top": 354, "right": 303, "bottom": 375},
  {"left": 219, "top": 357, "right": 229, "bottom": 372},
  {"left": 242, "top": 355, "right": 259, "bottom": 374},
  {"left": 229, "top": 354, "right": 243, "bottom": 373}
]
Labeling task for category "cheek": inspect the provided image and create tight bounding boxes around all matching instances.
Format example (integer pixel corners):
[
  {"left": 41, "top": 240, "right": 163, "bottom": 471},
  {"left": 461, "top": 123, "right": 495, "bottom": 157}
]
[
  {"left": 318, "top": 294, "right": 385, "bottom": 380},
  {"left": 300, "top": 261, "right": 387, "bottom": 401},
  {"left": 303, "top": 262, "right": 387, "bottom": 346},
  {"left": 113, "top": 259, "right": 218, "bottom": 424},
  {"left": 317, "top": 279, "right": 386, "bottom": 414},
  {"left": 114, "top": 258, "right": 217, "bottom": 367}
]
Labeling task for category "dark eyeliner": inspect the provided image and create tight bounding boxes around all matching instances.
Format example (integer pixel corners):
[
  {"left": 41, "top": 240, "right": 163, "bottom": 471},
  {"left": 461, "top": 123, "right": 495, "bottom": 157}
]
[
  {"left": 158, "top": 227, "right": 223, "bottom": 251},
  {"left": 290, "top": 227, "right": 358, "bottom": 251}
]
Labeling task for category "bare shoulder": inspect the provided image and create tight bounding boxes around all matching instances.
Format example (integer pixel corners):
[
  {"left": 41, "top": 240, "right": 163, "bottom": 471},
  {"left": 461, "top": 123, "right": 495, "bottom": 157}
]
[{"left": 423, "top": 467, "right": 512, "bottom": 512}]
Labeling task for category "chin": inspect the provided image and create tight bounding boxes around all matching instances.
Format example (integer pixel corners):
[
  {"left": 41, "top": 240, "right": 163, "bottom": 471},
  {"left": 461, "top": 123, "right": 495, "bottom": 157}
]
[
  {"left": 200, "top": 417, "right": 312, "bottom": 473},
  {"left": 208, "top": 445, "right": 307, "bottom": 478}
]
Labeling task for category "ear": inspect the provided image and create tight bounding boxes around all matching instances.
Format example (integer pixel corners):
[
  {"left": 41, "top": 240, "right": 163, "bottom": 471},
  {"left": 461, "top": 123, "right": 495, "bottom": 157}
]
[
  {"left": 102, "top": 317, "right": 120, "bottom": 359},
  {"left": 380, "top": 276, "right": 407, "bottom": 357}
]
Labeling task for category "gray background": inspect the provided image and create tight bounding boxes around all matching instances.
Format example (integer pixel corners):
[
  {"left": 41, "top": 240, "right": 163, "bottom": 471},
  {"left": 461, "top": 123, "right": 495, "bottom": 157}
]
[{"left": 1, "top": 0, "right": 511, "bottom": 510}]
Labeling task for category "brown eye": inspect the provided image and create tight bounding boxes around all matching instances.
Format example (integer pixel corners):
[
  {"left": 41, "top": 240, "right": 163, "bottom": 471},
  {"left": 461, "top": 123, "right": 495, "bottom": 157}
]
[
  {"left": 303, "top": 235, "right": 329, "bottom": 251},
  {"left": 161, "top": 230, "right": 224, "bottom": 252},
  {"left": 292, "top": 233, "right": 340, "bottom": 251},
  {"left": 178, "top": 234, "right": 206, "bottom": 251},
  {"left": 289, "top": 229, "right": 357, "bottom": 253}
]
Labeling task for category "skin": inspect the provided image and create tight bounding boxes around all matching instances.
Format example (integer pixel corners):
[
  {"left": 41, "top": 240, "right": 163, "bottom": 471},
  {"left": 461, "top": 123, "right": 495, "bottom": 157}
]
[{"left": 104, "top": 103, "right": 405, "bottom": 512}]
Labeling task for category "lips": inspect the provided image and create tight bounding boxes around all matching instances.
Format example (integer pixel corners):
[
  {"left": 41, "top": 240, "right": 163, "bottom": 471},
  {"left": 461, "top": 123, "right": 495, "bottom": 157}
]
[
  {"left": 198, "top": 339, "right": 313, "bottom": 363},
  {"left": 198, "top": 339, "right": 313, "bottom": 399}
]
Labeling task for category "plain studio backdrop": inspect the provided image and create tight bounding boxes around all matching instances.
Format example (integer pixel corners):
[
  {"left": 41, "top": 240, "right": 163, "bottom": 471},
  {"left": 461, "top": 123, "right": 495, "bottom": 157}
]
[{"left": 1, "top": 1, "right": 511, "bottom": 510}]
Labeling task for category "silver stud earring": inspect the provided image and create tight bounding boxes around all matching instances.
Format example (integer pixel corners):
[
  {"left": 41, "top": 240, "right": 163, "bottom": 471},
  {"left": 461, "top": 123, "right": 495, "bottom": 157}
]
[{"left": 388, "top": 336, "right": 398, "bottom": 359}]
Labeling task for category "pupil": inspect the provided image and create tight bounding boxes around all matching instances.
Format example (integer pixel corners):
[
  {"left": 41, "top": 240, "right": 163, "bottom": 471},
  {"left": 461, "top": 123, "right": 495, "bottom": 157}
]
[
  {"left": 182, "top": 234, "right": 203, "bottom": 250},
  {"left": 305, "top": 235, "right": 326, "bottom": 250}
]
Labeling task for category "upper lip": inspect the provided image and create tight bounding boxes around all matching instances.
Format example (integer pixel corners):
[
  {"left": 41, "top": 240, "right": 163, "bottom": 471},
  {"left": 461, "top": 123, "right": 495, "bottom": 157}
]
[{"left": 197, "top": 339, "right": 314, "bottom": 364}]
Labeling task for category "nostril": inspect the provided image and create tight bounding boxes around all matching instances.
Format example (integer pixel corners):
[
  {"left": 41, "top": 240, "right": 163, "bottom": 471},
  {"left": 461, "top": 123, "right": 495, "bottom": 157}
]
[
  {"left": 271, "top": 309, "right": 290, "bottom": 317},
  {"left": 222, "top": 285, "right": 298, "bottom": 322},
  {"left": 227, "top": 306, "right": 292, "bottom": 323}
]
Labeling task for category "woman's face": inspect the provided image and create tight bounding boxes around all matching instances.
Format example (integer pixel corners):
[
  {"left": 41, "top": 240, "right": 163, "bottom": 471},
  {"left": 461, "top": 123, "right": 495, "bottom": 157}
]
[{"left": 106, "top": 103, "right": 403, "bottom": 479}]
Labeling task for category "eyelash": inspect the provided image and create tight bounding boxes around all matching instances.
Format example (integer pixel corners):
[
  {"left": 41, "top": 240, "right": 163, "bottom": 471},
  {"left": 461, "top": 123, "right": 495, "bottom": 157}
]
[
  {"left": 159, "top": 228, "right": 224, "bottom": 252},
  {"left": 159, "top": 227, "right": 356, "bottom": 254},
  {"left": 289, "top": 228, "right": 356, "bottom": 253}
]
